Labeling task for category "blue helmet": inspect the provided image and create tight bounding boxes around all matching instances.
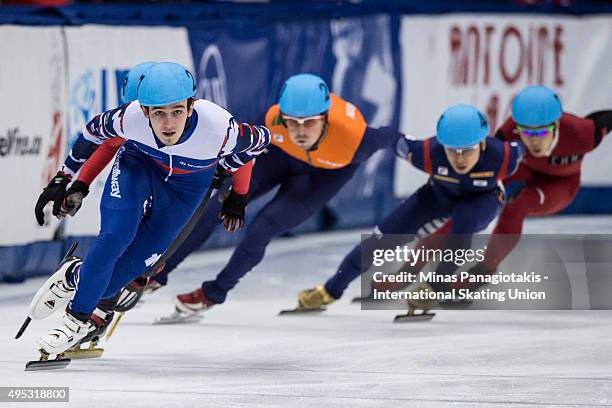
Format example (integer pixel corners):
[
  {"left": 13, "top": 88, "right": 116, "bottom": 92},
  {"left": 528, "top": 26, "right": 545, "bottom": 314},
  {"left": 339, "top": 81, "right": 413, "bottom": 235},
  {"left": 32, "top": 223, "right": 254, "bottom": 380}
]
[
  {"left": 121, "top": 61, "right": 157, "bottom": 104},
  {"left": 436, "top": 104, "right": 490, "bottom": 148},
  {"left": 137, "top": 62, "right": 197, "bottom": 107},
  {"left": 512, "top": 85, "right": 562, "bottom": 127},
  {"left": 279, "top": 73, "right": 330, "bottom": 117}
]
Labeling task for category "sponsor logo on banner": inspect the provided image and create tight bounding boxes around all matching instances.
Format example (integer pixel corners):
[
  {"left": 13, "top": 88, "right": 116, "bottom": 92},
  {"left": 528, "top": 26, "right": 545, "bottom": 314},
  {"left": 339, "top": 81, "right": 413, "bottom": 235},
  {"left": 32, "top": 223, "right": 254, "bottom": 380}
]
[
  {"left": 69, "top": 69, "right": 129, "bottom": 144},
  {"left": 448, "top": 22, "right": 565, "bottom": 130},
  {"left": 331, "top": 16, "right": 397, "bottom": 197},
  {"left": 0, "top": 127, "right": 42, "bottom": 157},
  {"left": 331, "top": 16, "right": 397, "bottom": 127},
  {"left": 197, "top": 44, "right": 228, "bottom": 108},
  {"left": 43, "top": 51, "right": 66, "bottom": 185},
  {"left": 42, "top": 111, "right": 64, "bottom": 184},
  {"left": 70, "top": 70, "right": 97, "bottom": 144},
  {"left": 394, "top": 16, "right": 612, "bottom": 197}
]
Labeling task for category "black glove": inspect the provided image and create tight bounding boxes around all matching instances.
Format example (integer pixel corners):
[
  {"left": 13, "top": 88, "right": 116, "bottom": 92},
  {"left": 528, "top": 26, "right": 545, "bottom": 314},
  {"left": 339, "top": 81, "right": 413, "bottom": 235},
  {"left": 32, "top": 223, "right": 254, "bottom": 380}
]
[
  {"left": 35, "top": 171, "right": 72, "bottom": 226},
  {"left": 115, "top": 276, "right": 148, "bottom": 313},
  {"left": 210, "top": 165, "right": 232, "bottom": 190},
  {"left": 219, "top": 190, "right": 247, "bottom": 233},
  {"left": 504, "top": 181, "right": 527, "bottom": 204},
  {"left": 61, "top": 180, "right": 90, "bottom": 217}
]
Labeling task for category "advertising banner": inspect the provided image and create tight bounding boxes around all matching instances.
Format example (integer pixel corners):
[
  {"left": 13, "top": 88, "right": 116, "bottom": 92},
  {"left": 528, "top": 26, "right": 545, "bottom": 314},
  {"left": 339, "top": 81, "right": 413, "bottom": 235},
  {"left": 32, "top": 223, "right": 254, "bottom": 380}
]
[
  {"left": 395, "top": 15, "right": 612, "bottom": 196},
  {"left": 0, "top": 26, "right": 66, "bottom": 245},
  {"left": 188, "top": 15, "right": 401, "bottom": 233},
  {"left": 62, "top": 25, "right": 194, "bottom": 236}
]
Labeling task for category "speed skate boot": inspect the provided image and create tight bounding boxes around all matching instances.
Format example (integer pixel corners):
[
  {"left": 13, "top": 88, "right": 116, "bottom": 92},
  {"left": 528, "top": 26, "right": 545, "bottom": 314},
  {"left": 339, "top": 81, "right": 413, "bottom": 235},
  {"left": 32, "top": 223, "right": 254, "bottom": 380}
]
[
  {"left": 37, "top": 311, "right": 92, "bottom": 357},
  {"left": 279, "top": 285, "right": 335, "bottom": 315},
  {"left": 175, "top": 287, "right": 215, "bottom": 314},
  {"left": 28, "top": 257, "right": 81, "bottom": 320},
  {"left": 64, "top": 307, "right": 115, "bottom": 359},
  {"left": 299, "top": 285, "right": 335, "bottom": 310},
  {"left": 154, "top": 288, "right": 213, "bottom": 324},
  {"left": 394, "top": 282, "right": 438, "bottom": 322}
]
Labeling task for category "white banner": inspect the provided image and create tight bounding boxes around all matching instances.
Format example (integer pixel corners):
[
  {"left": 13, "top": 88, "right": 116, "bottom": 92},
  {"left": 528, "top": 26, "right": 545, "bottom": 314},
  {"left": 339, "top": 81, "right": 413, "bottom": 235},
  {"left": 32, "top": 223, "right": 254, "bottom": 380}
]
[
  {"left": 395, "top": 15, "right": 612, "bottom": 196},
  {"left": 62, "top": 25, "right": 194, "bottom": 236},
  {"left": 0, "top": 26, "right": 67, "bottom": 245}
]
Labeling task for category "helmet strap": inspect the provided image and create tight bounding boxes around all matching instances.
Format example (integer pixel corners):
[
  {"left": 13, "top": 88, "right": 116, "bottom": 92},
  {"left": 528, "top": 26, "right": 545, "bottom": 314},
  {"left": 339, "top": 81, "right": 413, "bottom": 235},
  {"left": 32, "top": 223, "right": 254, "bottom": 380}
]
[{"left": 543, "top": 123, "right": 560, "bottom": 157}]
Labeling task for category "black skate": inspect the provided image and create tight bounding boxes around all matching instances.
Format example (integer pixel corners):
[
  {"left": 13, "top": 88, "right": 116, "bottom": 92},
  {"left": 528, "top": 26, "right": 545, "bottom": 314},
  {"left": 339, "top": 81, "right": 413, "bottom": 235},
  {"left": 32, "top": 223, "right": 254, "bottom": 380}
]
[
  {"left": 25, "top": 350, "right": 71, "bottom": 371},
  {"left": 393, "top": 305, "right": 436, "bottom": 323},
  {"left": 393, "top": 283, "right": 437, "bottom": 323},
  {"left": 351, "top": 290, "right": 374, "bottom": 303},
  {"left": 278, "top": 306, "right": 327, "bottom": 315}
]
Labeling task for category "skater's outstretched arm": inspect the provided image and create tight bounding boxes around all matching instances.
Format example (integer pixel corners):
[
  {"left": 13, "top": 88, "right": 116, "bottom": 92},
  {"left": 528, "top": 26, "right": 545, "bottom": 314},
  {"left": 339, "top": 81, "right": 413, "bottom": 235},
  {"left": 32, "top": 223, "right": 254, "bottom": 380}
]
[
  {"left": 351, "top": 126, "right": 406, "bottom": 163},
  {"left": 585, "top": 110, "right": 612, "bottom": 148},
  {"left": 35, "top": 104, "right": 131, "bottom": 226}
]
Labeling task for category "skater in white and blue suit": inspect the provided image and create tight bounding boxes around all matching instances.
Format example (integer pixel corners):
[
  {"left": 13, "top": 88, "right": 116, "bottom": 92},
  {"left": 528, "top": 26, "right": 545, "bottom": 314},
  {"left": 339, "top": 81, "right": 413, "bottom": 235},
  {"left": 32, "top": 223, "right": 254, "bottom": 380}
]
[{"left": 30, "top": 62, "right": 270, "bottom": 355}]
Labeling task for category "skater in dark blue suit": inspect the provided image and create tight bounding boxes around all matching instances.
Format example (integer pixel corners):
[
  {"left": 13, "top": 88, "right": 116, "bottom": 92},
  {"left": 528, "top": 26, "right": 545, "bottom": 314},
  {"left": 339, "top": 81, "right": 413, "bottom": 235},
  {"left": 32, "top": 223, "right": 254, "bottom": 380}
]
[{"left": 297, "top": 104, "right": 523, "bottom": 314}]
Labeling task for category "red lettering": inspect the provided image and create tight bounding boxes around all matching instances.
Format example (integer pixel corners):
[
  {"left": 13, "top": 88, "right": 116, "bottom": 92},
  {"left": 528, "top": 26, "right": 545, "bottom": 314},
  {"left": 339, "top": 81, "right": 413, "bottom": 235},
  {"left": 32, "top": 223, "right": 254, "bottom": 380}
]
[
  {"left": 450, "top": 26, "right": 464, "bottom": 85},
  {"left": 554, "top": 26, "right": 564, "bottom": 86},
  {"left": 486, "top": 93, "right": 500, "bottom": 131},
  {"left": 537, "top": 27, "right": 549, "bottom": 84},
  {"left": 43, "top": 111, "right": 63, "bottom": 185},
  {"left": 467, "top": 26, "right": 480, "bottom": 84},
  {"left": 449, "top": 23, "right": 564, "bottom": 88},
  {"left": 483, "top": 25, "right": 495, "bottom": 85},
  {"left": 500, "top": 26, "right": 524, "bottom": 85},
  {"left": 526, "top": 26, "right": 534, "bottom": 83}
]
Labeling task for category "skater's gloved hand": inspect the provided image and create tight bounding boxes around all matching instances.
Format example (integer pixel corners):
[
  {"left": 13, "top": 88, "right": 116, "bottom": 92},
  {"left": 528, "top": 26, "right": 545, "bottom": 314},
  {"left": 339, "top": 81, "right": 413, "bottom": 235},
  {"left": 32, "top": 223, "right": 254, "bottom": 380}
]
[
  {"left": 504, "top": 181, "right": 527, "bottom": 204},
  {"left": 60, "top": 180, "right": 90, "bottom": 218},
  {"left": 211, "top": 164, "right": 232, "bottom": 190},
  {"left": 219, "top": 190, "right": 247, "bottom": 233},
  {"left": 115, "top": 276, "right": 147, "bottom": 313},
  {"left": 35, "top": 171, "right": 72, "bottom": 226},
  {"left": 395, "top": 133, "right": 417, "bottom": 159}
]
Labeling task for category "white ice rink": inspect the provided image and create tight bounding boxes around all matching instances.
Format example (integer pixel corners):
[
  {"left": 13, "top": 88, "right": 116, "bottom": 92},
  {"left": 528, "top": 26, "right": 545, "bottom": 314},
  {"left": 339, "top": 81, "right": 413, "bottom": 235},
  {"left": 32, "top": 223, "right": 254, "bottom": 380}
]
[{"left": 1, "top": 216, "right": 612, "bottom": 407}]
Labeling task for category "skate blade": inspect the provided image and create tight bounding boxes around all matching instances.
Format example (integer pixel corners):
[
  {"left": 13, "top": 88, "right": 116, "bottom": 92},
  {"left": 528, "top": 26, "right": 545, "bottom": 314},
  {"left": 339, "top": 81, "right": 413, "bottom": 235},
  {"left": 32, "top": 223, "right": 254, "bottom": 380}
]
[
  {"left": 351, "top": 294, "right": 399, "bottom": 304},
  {"left": 351, "top": 295, "right": 374, "bottom": 303},
  {"left": 393, "top": 312, "right": 435, "bottom": 323},
  {"left": 278, "top": 307, "right": 326, "bottom": 315},
  {"left": 153, "top": 311, "right": 203, "bottom": 325},
  {"left": 25, "top": 357, "right": 71, "bottom": 371},
  {"left": 64, "top": 348, "right": 104, "bottom": 359}
]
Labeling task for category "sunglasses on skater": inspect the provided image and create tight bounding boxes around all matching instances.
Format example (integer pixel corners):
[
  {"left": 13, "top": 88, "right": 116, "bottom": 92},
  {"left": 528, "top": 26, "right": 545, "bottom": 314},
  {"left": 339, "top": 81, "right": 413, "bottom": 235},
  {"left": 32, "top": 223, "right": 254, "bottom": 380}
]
[
  {"left": 281, "top": 114, "right": 325, "bottom": 129},
  {"left": 516, "top": 124, "right": 556, "bottom": 138}
]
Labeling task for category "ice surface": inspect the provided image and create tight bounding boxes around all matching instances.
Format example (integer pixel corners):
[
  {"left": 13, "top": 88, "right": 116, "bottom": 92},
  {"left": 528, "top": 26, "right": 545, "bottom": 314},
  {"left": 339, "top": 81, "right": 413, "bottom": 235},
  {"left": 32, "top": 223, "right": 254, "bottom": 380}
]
[{"left": 1, "top": 216, "right": 612, "bottom": 407}]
